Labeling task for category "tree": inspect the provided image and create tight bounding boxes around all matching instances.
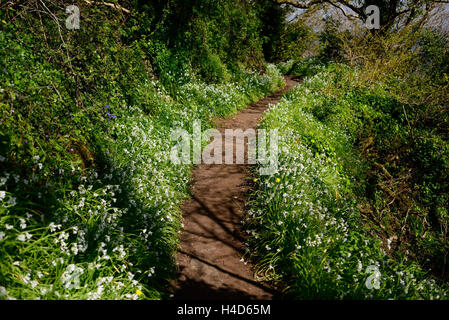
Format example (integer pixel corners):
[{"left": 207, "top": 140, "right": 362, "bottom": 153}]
[
  {"left": 254, "top": 0, "right": 289, "bottom": 61},
  {"left": 275, "top": 0, "right": 449, "bottom": 32}
]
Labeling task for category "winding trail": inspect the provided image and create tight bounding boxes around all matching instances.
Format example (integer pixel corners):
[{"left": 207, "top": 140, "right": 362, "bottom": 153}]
[{"left": 173, "top": 76, "right": 299, "bottom": 299}]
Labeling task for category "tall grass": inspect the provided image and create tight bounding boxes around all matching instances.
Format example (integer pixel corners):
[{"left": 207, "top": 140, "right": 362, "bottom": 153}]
[
  {"left": 0, "top": 64, "right": 283, "bottom": 300},
  {"left": 246, "top": 64, "right": 448, "bottom": 299},
  {"left": 0, "top": 0, "right": 286, "bottom": 299}
]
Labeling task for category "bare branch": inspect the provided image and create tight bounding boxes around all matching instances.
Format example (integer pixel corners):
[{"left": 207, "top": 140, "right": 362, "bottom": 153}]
[
  {"left": 333, "top": 0, "right": 363, "bottom": 16},
  {"left": 327, "top": 1, "right": 361, "bottom": 21},
  {"left": 275, "top": 0, "right": 327, "bottom": 9},
  {"left": 276, "top": 0, "right": 364, "bottom": 19},
  {"left": 82, "top": 0, "right": 131, "bottom": 14}
]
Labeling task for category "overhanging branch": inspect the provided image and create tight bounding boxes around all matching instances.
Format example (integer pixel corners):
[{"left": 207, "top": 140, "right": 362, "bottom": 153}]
[{"left": 82, "top": 0, "right": 131, "bottom": 14}]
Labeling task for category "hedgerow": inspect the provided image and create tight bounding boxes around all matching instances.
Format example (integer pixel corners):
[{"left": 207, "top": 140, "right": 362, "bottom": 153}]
[
  {"left": 0, "top": 1, "right": 284, "bottom": 300},
  {"left": 246, "top": 64, "right": 449, "bottom": 299}
]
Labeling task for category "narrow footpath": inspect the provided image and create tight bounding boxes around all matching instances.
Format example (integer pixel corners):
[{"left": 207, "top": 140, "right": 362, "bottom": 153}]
[{"left": 173, "top": 76, "right": 299, "bottom": 299}]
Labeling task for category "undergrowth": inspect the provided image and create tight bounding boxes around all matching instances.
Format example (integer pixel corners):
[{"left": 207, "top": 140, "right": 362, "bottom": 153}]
[
  {"left": 246, "top": 63, "right": 449, "bottom": 299},
  {"left": 0, "top": 2, "right": 284, "bottom": 300}
]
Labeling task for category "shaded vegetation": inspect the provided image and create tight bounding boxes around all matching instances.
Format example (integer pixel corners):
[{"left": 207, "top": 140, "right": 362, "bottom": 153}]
[
  {"left": 1, "top": 0, "right": 448, "bottom": 300},
  {"left": 0, "top": 0, "right": 283, "bottom": 299},
  {"left": 247, "top": 16, "right": 449, "bottom": 298}
]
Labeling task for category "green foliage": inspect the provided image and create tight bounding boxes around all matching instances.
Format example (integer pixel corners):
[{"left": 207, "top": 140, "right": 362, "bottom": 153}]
[
  {"left": 277, "top": 20, "right": 315, "bottom": 62},
  {"left": 416, "top": 29, "right": 449, "bottom": 85},
  {"left": 318, "top": 17, "right": 346, "bottom": 62},
  {"left": 287, "top": 57, "right": 327, "bottom": 78},
  {"left": 253, "top": 0, "right": 288, "bottom": 62},
  {"left": 247, "top": 62, "right": 449, "bottom": 299},
  {"left": 133, "top": 0, "right": 267, "bottom": 82},
  {"left": 0, "top": 1, "right": 283, "bottom": 300}
]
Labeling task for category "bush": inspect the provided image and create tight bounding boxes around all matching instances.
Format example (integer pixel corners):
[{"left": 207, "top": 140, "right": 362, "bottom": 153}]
[
  {"left": 246, "top": 62, "right": 449, "bottom": 299},
  {"left": 0, "top": 2, "right": 283, "bottom": 300}
]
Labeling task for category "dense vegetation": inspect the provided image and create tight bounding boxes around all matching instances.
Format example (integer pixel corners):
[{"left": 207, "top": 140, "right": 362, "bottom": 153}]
[
  {"left": 247, "top": 23, "right": 449, "bottom": 298},
  {"left": 0, "top": 1, "right": 283, "bottom": 299},
  {"left": 1, "top": 0, "right": 448, "bottom": 300}
]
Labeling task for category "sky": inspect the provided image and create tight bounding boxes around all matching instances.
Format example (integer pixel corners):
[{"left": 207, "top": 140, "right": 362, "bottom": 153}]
[{"left": 285, "top": 2, "right": 449, "bottom": 34}]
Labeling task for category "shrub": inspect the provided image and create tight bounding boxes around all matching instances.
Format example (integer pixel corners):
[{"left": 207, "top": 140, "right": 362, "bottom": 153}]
[
  {"left": 0, "top": 1, "right": 283, "bottom": 299},
  {"left": 247, "top": 63, "right": 449, "bottom": 299}
]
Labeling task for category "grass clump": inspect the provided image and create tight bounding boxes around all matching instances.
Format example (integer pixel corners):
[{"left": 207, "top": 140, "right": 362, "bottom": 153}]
[
  {"left": 246, "top": 62, "right": 449, "bottom": 299},
  {"left": 0, "top": 1, "right": 283, "bottom": 300}
]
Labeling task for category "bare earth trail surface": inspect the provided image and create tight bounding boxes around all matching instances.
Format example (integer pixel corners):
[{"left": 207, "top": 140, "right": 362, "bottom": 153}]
[{"left": 173, "top": 76, "right": 299, "bottom": 299}]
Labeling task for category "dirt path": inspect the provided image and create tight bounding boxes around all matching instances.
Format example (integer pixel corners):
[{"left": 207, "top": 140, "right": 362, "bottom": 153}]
[{"left": 173, "top": 76, "right": 299, "bottom": 300}]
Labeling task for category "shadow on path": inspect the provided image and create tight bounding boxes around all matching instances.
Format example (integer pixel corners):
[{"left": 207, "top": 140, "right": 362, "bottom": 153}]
[{"left": 172, "top": 76, "right": 299, "bottom": 300}]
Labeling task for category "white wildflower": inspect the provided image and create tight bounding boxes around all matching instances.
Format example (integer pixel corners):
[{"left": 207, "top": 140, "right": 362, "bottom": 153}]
[
  {"left": 61, "top": 264, "right": 84, "bottom": 289},
  {"left": 17, "top": 232, "right": 32, "bottom": 242}
]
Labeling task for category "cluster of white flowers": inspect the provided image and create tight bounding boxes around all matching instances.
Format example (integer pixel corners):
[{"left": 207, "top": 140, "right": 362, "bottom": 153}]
[
  {"left": 246, "top": 67, "right": 449, "bottom": 299},
  {"left": 0, "top": 65, "right": 284, "bottom": 300},
  {"left": 61, "top": 264, "right": 84, "bottom": 289}
]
